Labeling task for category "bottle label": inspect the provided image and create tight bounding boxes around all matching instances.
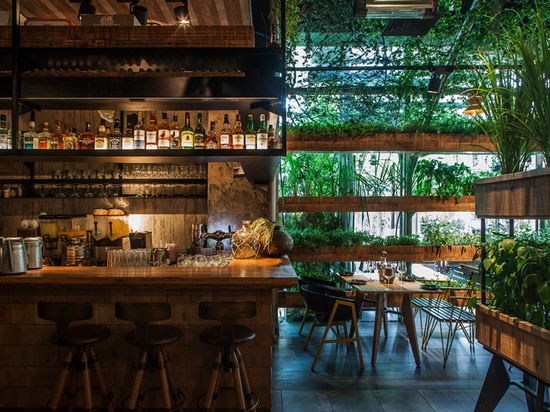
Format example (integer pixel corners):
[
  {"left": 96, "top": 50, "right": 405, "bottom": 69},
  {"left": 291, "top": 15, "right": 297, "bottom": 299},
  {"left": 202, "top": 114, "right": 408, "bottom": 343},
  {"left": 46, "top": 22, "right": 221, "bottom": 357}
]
[
  {"left": 220, "top": 132, "right": 231, "bottom": 149},
  {"left": 109, "top": 137, "right": 121, "bottom": 150},
  {"left": 122, "top": 137, "right": 134, "bottom": 150},
  {"left": 170, "top": 130, "right": 180, "bottom": 149},
  {"left": 134, "top": 130, "right": 145, "bottom": 149},
  {"left": 245, "top": 133, "right": 256, "bottom": 150},
  {"left": 146, "top": 131, "right": 157, "bottom": 144},
  {"left": 181, "top": 131, "right": 194, "bottom": 149},
  {"left": 194, "top": 132, "right": 205, "bottom": 148},
  {"left": 257, "top": 132, "right": 268, "bottom": 149},
  {"left": 233, "top": 133, "right": 244, "bottom": 149},
  {"left": 158, "top": 128, "right": 170, "bottom": 148}
]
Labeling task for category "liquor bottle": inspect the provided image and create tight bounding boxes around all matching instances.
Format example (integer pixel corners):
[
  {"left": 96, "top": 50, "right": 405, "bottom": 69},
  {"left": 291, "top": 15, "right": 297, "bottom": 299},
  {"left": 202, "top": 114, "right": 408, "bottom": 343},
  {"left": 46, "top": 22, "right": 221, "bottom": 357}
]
[
  {"left": 145, "top": 111, "right": 158, "bottom": 150},
  {"left": 0, "top": 114, "right": 8, "bottom": 150},
  {"left": 193, "top": 112, "right": 206, "bottom": 149},
  {"left": 205, "top": 121, "right": 219, "bottom": 149},
  {"left": 38, "top": 121, "right": 51, "bottom": 149},
  {"left": 267, "top": 124, "right": 275, "bottom": 148},
  {"left": 50, "top": 120, "right": 65, "bottom": 150},
  {"left": 232, "top": 114, "right": 245, "bottom": 149},
  {"left": 109, "top": 118, "right": 122, "bottom": 150},
  {"left": 122, "top": 115, "right": 134, "bottom": 150},
  {"left": 133, "top": 112, "right": 145, "bottom": 150},
  {"left": 169, "top": 115, "right": 180, "bottom": 149},
  {"left": 256, "top": 114, "right": 268, "bottom": 150},
  {"left": 94, "top": 119, "right": 108, "bottom": 150},
  {"left": 62, "top": 124, "right": 77, "bottom": 150},
  {"left": 157, "top": 112, "right": 170, "bottom": 149},
  {"left": 245, "top": 114, "right": 256, "bottom": 150},
  {"left": 23, "top": 120, "right": 38, "bottom": 150},
  {"left": 219, "top": 114, "right": 232, "bottom": 149},
  {"left": 79, "top": 122, "right": 95, "bottom": 150},
  {"left": 180, "top": 112, "right": 194, "bottom": 149}
]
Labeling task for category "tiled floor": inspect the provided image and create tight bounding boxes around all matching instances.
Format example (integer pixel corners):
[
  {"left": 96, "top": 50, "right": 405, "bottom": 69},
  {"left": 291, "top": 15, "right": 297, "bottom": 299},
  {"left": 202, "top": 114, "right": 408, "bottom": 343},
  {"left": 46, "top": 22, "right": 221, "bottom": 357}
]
[{"left": 271, "top": 307, "right": 532, "bottom": 412}]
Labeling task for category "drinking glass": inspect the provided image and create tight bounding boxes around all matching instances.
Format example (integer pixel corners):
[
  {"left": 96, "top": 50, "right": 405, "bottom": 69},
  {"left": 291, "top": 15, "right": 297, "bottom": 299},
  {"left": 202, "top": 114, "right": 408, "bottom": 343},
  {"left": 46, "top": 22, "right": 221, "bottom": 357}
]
[{"left": 396, "top": 261, "right": 408, "bottom": 280}]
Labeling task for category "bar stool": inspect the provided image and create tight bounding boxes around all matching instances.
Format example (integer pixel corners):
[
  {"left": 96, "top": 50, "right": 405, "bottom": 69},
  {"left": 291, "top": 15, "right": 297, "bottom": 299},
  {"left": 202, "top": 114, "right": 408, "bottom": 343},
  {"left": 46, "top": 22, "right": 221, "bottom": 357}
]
[
  {"left": 115, "top": 302, "right": 185, "bottom": 412},
  {"left": 37, "top": 301, "right": 114, "bottom": 412},
  {"left": 198, "top": 300, "right": 258, "bottom": 412}
]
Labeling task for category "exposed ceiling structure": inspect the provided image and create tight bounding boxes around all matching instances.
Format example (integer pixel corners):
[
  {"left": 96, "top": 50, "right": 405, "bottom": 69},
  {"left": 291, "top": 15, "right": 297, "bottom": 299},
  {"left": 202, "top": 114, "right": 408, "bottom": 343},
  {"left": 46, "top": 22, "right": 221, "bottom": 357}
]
[{"left": 0, "top": 0, "right": 255, "bottom": 27}]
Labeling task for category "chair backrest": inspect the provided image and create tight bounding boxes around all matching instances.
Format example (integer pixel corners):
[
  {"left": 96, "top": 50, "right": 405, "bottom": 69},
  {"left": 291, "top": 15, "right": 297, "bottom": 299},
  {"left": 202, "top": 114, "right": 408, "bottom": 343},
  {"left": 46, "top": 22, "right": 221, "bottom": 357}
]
[
  {"left": 38, "top": 301, "right": 94, "bottom": 344},
  {"left": 198, "top": 301, "right": 256, "bottom": 345},
  {"left": 300, "top": 283, "right": 346, "bottom": 313},
  {"left": 297, "top": 275, "right": 336, "bottom": 290},
  {"left": 115, "top": 302, "right": 172, "bottom": 345}
]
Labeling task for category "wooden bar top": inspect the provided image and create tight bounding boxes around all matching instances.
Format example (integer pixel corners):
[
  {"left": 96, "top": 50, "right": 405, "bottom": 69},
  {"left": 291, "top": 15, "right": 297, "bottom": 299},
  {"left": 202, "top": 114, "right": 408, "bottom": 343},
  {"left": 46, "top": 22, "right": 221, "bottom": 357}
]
[{"left": 0, "top": 256, "right": 297, "bottom": 289}]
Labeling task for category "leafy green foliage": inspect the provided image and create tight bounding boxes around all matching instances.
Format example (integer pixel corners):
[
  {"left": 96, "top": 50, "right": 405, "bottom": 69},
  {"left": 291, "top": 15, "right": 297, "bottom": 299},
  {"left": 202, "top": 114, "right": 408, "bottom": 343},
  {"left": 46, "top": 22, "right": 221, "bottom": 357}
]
[
  {"left": 421, "top": 218, "right": 480, "bottom": 246},
  {"left": 482, "top": 236, "right": 550, "bottom": 329}
]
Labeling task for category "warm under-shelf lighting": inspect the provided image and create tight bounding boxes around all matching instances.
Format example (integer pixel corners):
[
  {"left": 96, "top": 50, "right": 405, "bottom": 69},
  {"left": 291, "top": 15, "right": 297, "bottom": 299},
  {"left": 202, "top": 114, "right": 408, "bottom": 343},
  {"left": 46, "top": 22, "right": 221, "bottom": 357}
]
[{"left": 174, "top": 0, "right": 191, "bottom": 25}]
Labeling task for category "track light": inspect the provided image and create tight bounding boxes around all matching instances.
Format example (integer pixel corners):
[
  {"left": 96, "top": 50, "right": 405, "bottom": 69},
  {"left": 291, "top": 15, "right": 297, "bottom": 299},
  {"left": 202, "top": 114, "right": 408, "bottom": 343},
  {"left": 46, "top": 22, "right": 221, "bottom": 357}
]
[
  {"left": 78, "top": 0, "right": 96, "bottom": 20},
  {"left": 427, "top": 73, "right": 442, "bottom": 94},
  {"left": 131, "top": 0, "right": 148, "bottom": 25},
  {"left": 174, "top": 0, "right": 191, "bottom": 25}
]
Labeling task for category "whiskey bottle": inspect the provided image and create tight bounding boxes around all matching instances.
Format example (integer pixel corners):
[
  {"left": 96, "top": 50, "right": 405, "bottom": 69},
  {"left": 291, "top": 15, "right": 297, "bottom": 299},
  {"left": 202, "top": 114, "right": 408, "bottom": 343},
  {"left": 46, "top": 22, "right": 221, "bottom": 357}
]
[
  {"left": 50, "top": 120, "right": 65, "bottom": 150},
  {"left": 157, "top": 112, "right": 170, "bottom": 149},
  {"left": 145, "top": 111, "right": 158, "bottom": 150},
  {"left": 23, "top": 120, "right": 38, "bottom": 150},
  {"left": 62, "top": 124, "right": 77, "bottom": 150},
  {"left": 193, "top": 112, "right": 206, "bottom": 149},
  {"left": 79, "top": 122, "right": 95, "bottom": 150},
  {"left": 109, "top": 118, "right": 122, "bottom": 150},
  {"left": 38, "top": 121, "right": 51, "bottom": 149},
  {"left": 122, "top": 115, "right": 134, "bottom": 150},
  {"left": 245, "top": 114, "right": 256, "bottom": 150},
  {"left": 256, "top": 114, "right": 268, "bottom": 150},
  {"left": 169, "top": 115, "right": 180, "bottom": 149},
  {"left": 205, "top": 121, "right": 219, "bottom": 149},
  {"left": 133, "top": 112, "right": 145, "bottom": 150},
  {"left": 180, "top": 112, "right": 194, "bottom": 149},
  {"left": 268, "top": 124, "right": 275, "bottom": 148},
  {"left": 219, "top": 114, "right": 232, "bottom": 149},
  {"left": 94, "top": 119, "right": 108, "bottom": 150},
  {"left": 232, "top": 114, "right": 245, "bottom": 149},
  {"left": 0, "top": 114, "right": 8, "bottom": 150}
]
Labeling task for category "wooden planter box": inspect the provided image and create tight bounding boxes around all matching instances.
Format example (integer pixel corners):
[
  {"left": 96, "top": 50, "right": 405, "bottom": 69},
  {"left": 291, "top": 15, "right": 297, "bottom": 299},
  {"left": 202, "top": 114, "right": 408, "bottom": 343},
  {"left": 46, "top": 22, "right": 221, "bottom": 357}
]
[
  {"left": 279, "top": 195, "right": 475, "bottom": 213},
  {"left": 287, "top": 133, "right": 494, "bottom": 153},
  {"left": 476, "top": 304, "right": 550, "bottom": 384},
  {"left": 289, "top": 245, "right": 477, "bottom": 263},
  {"left": 475, "top": 168, "right": 550, "bottom": 219}
]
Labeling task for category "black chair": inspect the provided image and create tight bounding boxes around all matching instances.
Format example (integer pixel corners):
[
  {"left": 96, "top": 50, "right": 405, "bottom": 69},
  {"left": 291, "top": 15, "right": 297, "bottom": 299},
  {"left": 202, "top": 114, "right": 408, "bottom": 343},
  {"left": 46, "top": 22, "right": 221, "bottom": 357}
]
[
  {"left": 115, "top": 302, "right": 184, "bottom": 411},
  {"left": 300, "top": 283, "right": 364, "bottom": 371},
  {"left": 198, "top": 300, "right": 259, "bottom": 412},
  {"left": 297, "top": 275, "right": 337, "bottom": 335},
  {"left": 37, "top": 301, "right": 114, "bottom": 412}
]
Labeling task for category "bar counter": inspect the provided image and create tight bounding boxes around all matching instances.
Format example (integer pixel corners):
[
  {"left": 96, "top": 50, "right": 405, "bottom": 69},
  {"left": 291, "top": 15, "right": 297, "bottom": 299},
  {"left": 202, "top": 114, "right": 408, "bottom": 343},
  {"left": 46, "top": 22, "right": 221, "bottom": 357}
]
[{"left": 0, "top": 257, "right": 297, "bottom": 411}]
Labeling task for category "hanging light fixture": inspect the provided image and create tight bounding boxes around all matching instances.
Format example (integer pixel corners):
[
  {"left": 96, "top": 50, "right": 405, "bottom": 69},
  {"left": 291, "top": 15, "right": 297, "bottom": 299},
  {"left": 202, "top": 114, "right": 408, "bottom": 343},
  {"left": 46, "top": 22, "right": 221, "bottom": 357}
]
[
  {"left": 78, "top": 0, "right": 96, "bottom": 20},
  {"left": 174, "top": 0, "right": 191, "bottom": 25},
  {"left": 463, "top": 95, "right": 484, "bottom": 117}
]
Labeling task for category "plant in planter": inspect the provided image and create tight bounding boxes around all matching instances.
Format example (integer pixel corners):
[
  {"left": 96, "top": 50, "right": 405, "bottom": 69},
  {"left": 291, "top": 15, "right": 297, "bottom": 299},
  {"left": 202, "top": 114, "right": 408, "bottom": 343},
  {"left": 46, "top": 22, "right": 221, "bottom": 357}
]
[
  {"left": 250, "top": 218, "right": 294, "bottom": 257},
  {"left": 481, "top": 237, "right": 550, "bottom": 329}
]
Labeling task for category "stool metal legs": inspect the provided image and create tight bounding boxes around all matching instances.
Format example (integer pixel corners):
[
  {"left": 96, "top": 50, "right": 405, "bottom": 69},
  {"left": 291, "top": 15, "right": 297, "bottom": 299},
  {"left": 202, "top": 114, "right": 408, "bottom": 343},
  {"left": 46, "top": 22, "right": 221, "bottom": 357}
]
[
  {"left": 203, "top": 347, "right": 258, "bottom": 412},
  {"left": 49, "top": 346, "right": 114, "bottom": 412}
]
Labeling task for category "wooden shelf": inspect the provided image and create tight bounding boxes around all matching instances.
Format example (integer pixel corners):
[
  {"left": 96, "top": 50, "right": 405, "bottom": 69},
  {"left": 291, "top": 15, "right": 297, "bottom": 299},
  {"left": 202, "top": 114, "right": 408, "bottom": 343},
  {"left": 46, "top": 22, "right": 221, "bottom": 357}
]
[
  {"left": 279, "top": 195, "right": 475, "bottom": 213},
  {"left": 288, "top": 245, "right": 478, "bottom": 263}
]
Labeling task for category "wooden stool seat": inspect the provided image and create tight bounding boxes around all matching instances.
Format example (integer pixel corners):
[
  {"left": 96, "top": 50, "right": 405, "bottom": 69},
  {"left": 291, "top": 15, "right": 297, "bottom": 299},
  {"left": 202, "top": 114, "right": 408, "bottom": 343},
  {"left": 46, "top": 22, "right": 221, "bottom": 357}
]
[
  {"left": 200, "top": 324, "right": 256, "bottom": 346},
  {"left": 125, "top": 324, "right": 182, "bottom": 347},
  {"left": 198, "top": 300, "right": 258, "bottom": 412},
  {"left": 115, "top": 302, "right": 184, "bottom": 412},
  {"left": 38, "top": 301, "right": 114, "bottom": 412}
]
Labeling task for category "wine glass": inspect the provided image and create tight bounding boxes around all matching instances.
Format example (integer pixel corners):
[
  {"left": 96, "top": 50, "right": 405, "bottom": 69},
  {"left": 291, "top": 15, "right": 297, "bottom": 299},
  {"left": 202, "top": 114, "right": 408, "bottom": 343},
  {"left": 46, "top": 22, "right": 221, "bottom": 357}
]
[{"left": 396, "top": 261, "right": 408, "bottom": 281}]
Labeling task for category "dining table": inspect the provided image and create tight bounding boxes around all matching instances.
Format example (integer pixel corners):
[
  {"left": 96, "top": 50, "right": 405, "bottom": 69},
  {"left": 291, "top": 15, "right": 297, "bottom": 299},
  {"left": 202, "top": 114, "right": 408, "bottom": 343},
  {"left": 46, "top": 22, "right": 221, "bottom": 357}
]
[{"left": 341, "top": 270, "right": 442, "bottom": 366}]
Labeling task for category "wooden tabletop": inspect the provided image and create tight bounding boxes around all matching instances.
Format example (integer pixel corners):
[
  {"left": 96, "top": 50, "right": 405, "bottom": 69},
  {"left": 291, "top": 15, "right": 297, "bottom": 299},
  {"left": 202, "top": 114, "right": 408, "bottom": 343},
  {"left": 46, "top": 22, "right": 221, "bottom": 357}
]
[
  {"left": 0, "top": 256, "right": 297, "bottom": 289},
  {"left": 341, "top": 273, "right": 440, "bottom": 294}
]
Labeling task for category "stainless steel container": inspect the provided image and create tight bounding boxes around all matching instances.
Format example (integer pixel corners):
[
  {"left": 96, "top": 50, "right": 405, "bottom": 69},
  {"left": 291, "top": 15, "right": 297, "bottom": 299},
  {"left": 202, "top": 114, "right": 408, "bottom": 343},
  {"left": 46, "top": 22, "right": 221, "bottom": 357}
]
[
  {"left": 0, "top": 237, "right": 27, "bottom": 275},
  {"left": 23, "top": 237, "right": 43, "bottom": 270}
]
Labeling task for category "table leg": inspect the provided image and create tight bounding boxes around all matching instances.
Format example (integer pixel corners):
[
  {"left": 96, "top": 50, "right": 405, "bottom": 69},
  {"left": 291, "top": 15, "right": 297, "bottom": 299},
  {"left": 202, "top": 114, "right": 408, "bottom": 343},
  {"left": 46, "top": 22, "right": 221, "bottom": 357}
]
[
  {"left": 401, "top": 293, "right": 421, "bottom": 366},
  {"left": 371, "top": 294, "right": 385, "bottom": 365}
]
